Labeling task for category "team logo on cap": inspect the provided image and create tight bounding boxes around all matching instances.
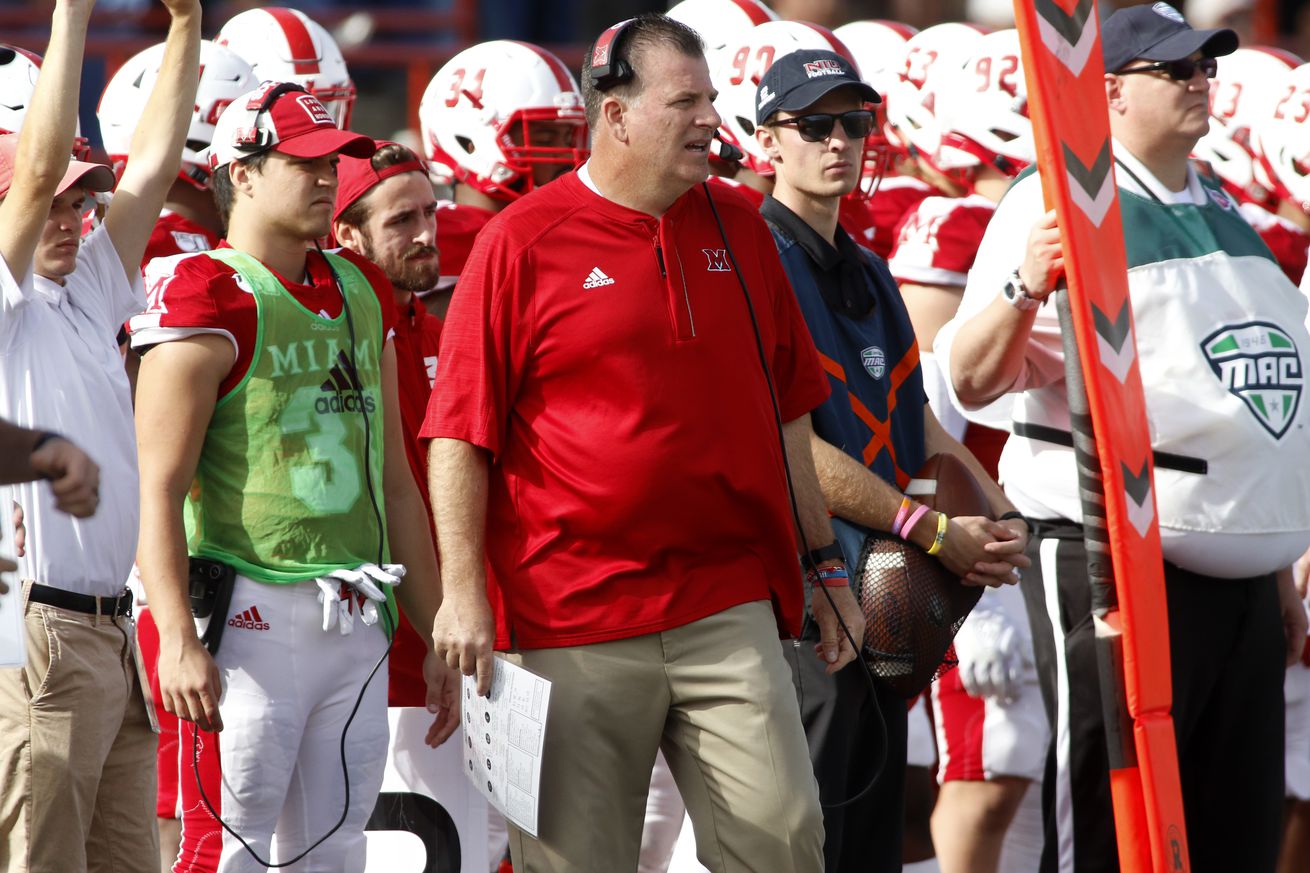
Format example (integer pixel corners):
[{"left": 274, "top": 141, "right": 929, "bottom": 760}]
[
  {"left": 1151, "top": 2, "right": 1185, "bottom": 23},
  {"left": 758, "top": 84, "right": 776, "bottom": 110},
  {"left": 804, "top": 59, "right": 846, "bottom": 79},
  {"left": 862, "top": 346, "right": 886, "bottom": 380},
  {"left": 297, "top": 93, "right": 335, "bottom": 126},
  {"left": 1201, "top": 321, "right": 1303, "bottom": 439}
]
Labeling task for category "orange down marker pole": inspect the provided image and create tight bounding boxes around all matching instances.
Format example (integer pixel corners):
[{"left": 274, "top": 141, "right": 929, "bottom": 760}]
[{"left": 1010, "top": 1, "right": 1189, "bottom": 870}]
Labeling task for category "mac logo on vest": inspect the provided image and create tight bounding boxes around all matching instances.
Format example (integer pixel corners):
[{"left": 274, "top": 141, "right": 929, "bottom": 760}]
[
  {"left": 862, "top": 346, "right": 886, "bottom": 379},
  {"left": 1202, "top": 321, "right": 1303, "bottom": 439}
]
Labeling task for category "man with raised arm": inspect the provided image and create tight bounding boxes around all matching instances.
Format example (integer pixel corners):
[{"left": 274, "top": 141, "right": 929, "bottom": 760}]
[{"left": 0, "top": 1, "right": 202, "bottom": 869}]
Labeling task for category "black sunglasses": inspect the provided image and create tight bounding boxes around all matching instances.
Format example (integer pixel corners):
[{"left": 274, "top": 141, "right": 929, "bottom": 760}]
[
  {"left": 1115, "top": 56, "right": 1218, "bottom": 81},
  {"left": 771, "top": 109, "right": 875, "bottom": 143}
]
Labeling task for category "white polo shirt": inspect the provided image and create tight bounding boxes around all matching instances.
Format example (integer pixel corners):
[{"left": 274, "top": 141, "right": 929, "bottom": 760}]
[{"left": 0, "top": 225, "right": 143, "bottom": 596}]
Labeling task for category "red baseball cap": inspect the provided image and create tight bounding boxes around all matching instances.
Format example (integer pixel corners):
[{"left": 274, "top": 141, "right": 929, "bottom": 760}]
[
  {"left": 0, "top": 133, "right": 115, "bottom": 198},
  {"left": 333, "top": 140, "right": 427, "bottom": 223},
  {"left": 206, "top": 82, "right": 375, "bottom": 170}
]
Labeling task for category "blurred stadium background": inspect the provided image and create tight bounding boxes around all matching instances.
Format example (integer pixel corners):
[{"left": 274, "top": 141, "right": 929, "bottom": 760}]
[{"left": 0, "top": 0, "right": 1307, "bottom": 158}]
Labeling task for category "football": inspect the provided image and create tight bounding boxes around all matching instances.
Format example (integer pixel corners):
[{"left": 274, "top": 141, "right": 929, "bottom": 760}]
[
  {"left": 905, "top": 451, "right": 994, "bottom": 529},
  {"left": 855, "top": 453, "right": 992, "bottom": 697}
]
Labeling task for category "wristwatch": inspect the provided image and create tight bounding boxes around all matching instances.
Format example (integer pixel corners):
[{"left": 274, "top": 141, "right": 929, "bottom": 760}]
[
  {"left": 1002, "top": 270, "right": 1041, "bottom": 311},
  {"left": 807, "top": 542, "right": 844, "bottom": 568}
]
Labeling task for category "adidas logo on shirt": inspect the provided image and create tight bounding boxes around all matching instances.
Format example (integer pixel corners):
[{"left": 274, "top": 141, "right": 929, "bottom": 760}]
[
  {"left": 228, "top": 605, "right": 270, "bottom": 631},
  {"left": 583, "top": 267, "right": 616, "bottom": 289},
  {"left": 316, "top": 350, "right": 377, "bottom": 415}
]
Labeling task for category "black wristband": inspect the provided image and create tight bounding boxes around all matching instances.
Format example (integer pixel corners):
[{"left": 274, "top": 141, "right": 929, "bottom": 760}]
[
  {"left": 998, "top": 511, "right": 1035, "bottom": 537},
  {"left": 806, "top": 541, "right": 844, "bottom": 567},
  {"left": 30, "top": 431, "right": 62, "bottom": 453}
]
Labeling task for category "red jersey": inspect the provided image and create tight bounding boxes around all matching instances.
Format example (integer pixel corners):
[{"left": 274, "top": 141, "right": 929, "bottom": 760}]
[
  {"left": 143, "top": 211, "right": 221, "bottom": 266},
  {"left": 130, "top": 245, "right": 397, "bottom": 397},
  {"left": 1239, "top": 201, "right": 1310, "bottom": 286},
  {"left": 435, "top": 200, "right": 495, "bottom": 291},
  {"left": 421, "top": 171, "right": 829, "bottom": 649},
  {"left": 863, "top": 174, "right": 937, "bottom": 259},
  {"left": 392, "top": 296, "right": 443, "bottom": 497},
  {"left": 838, "top": 194, "right": 878, "bottom": 248},
  {"left": 385, "top": 295, "right": 443, "bottom": 707},
  {"left": 888, "top": 194, "right": 996, "bottom": 288}
]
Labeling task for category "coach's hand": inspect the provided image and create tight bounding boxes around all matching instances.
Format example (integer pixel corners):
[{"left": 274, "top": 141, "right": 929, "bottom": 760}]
[
  {"left": 29, "top": 436, "right": 100, "bottom": 518},
  {"left": 1018, "top": 210, "right": 1064, "bottom": 301},
  {"left": 810, "top": 579, "right": 864, "bottom": 674},
  {"left": 423, "top": 649, "right": 461, "bottom": 747},
  {"left": 434, "top": 591, "right": 495, "bottom": 697},
  {"left": 158, "top": 635, "right": 223, "bottom": 732}
]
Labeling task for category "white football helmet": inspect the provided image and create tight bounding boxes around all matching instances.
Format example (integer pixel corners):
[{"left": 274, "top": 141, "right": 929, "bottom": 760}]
[
  {"left": 1251, "top": 63, "right": 1310, "bottom": 213},
  {"left": 217, "top": 7, "right": 356, "bottom": 128},
  {"left": 1195, "top": 46, "right": 1302, "bottom": 203},
  {"left": 1, "top": 43, "right": 90, "bottom": 159},
  {"left": 833, "top": 20, "right": 918, "bottom": 183},
  {"left": 418, "top": 40, "right": 587, "bottom": 202},
  {"left": 931, "top": 29, "right": 1032, "bottom": 179},
  {"left": 98, "top": 40, "right": 256, "bottom": 187},
  {"left": 883, "top": 22, "right": 988, "bottom": 161},
  {"left": 715, "top": 20, "right": 862, "bottom": 176},
  {"left": 833, "top": 20, "right": 918, "bottom": 99},
  {"left": 667, "top": 0, "right": 777, "bottom": 77}
]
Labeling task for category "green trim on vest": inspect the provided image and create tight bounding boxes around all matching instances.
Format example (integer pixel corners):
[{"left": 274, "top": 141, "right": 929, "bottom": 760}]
[
  {"left": 1002, "top": 162, "right": 1276, "bottom": 270},
  {"left": 1118, "top": 178, "right": 1275, "bottom": 269},
  {"left": 188, "top": 249, "right": 394, "bottom": 629}
]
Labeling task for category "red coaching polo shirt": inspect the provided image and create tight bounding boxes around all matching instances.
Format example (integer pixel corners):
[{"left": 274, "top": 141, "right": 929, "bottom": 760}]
[{"left": 421, "top": 170, "right": 829, "bottom": 650}]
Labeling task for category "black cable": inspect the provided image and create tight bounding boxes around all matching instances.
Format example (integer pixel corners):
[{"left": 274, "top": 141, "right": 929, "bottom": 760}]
[
  {"left": 701, "top": 182, "right": 887, "bottom": 809},
  {"left": 191, "top": 246, "right": 396, "bottom": 867}
]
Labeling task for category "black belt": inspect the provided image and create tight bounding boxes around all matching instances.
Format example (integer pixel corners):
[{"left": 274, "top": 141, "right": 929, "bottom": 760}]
[
  {"left": 1012, "top": 422, "right": 1208, "bottom": 475},
  {"left": 27, "top": 582, "right": 133, "bottom": 618}
]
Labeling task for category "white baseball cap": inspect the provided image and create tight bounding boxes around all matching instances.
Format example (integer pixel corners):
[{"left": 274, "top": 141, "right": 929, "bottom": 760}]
[{"left": 205, "top": 81, "right": 374, "bottom": 170}]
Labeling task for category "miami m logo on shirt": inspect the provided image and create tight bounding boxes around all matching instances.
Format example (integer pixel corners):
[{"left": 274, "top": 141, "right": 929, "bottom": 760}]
[
  {"left": 1202, "top": 321, "right": 1304, "bottom": 439},
  {"left": 702, "top": 248, "right": 731, "bottom": 272}
]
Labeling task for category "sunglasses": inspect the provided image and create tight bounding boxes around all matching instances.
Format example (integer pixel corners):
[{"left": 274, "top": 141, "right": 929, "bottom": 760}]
[
  {"left": 1115, "top": 56, "right": 1218, "bottom": 81},
  {"left": 771, "top": 109, "right": 876, "bottom": 143}
]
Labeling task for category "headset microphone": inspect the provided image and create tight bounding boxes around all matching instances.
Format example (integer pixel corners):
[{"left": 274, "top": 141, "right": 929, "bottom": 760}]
[{"left": 712, "top": 131, "right": 744, "bottom": 164}]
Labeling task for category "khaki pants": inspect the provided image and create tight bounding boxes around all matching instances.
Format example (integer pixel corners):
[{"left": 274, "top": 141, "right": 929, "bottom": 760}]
[
  {"left": 0, "top": 582, "right": 158, "bottom": 873},
  {"left": 506, "top": 600, "right": 824, "bottom": 873}
]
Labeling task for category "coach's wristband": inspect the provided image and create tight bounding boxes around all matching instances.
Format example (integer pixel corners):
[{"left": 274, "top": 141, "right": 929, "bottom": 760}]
[
  {"left": 814, "top": 566, "right": 850, "bottom": 588},
  {"left": 926, "top": 511, "right": 948, "bottom": 556}
]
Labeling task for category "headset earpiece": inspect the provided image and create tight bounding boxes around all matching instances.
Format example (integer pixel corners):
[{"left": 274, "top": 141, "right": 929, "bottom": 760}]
[
  {"left": 234, "top": 81, "right": 311, "bottom": 153},
  {"left": 590, "top": 18, "right": 637, "bottom": 91}
]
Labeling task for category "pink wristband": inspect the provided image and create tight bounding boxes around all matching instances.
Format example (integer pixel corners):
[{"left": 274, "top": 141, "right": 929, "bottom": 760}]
[
  {"left": 891, "top": 496, "right": 914, "bottom": 537},
  {"left": 900, "top": 504, "right": 932, "bottom": 542}
]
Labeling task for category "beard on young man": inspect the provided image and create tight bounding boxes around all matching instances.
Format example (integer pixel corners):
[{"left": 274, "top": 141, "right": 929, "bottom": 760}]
[{"left": 361, "top": 236, "right": 441, "bottom": 294}]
